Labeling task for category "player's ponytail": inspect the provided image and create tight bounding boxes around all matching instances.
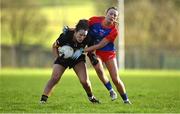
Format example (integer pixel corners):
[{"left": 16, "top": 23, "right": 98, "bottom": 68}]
[{"left": 75, "top": 19, "right": 89, "bottom": 32}]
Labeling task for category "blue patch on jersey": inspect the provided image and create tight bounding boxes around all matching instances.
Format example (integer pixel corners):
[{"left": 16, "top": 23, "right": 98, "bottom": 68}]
[{"left": 89, "top": 23, "right": 116, "bottom": 51}]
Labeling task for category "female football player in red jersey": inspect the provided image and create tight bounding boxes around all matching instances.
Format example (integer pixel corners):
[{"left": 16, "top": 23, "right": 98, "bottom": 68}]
[
  {"left": 87, "top": 7, "right": 131, "bottom": 104},
  {"left": 40, "top": 19, "right": 100, "bottom": 104},
  {"left": 72, "top": 7, "right": 131, "bottom": 104}
]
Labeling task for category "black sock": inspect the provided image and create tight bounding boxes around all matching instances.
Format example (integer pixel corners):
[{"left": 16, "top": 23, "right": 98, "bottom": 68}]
[
  {"left": 120, "top": 93, "right": 128, "bottom": 101},
  {"left": 40, "top": 95, "right": 48, "bottom": 102},
  {"left": 87, "top": 93, "right": 93, "bottom": 97},
  {"left": 104, "top": 81, "right": 113, "bottom": 91}
]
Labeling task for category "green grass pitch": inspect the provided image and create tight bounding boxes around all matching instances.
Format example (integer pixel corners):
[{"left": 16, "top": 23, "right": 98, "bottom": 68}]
[{"left": 0, "top": 69, "right": 180, "bottom": 113}]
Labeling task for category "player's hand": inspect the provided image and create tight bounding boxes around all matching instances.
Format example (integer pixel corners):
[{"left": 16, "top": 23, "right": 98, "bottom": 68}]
[
  {"left": 71, "top": 48, "right": 84, "bottom": 60},
  {"left": 58, "top": 47, "right": 65, "bottom": 58}
]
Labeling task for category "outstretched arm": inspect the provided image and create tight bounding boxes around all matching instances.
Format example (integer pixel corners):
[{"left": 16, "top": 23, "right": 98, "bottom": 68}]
[
  {"left": 84, "top": 38, "right": 109, "bottom": 52},
  {"left": 71, "top": 38, "right": 110, "bottom": 60}
]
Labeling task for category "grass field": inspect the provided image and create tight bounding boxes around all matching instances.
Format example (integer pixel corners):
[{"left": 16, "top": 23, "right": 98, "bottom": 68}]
[{"left": 0, "top": 69, "right": 180, "bottom": 113}]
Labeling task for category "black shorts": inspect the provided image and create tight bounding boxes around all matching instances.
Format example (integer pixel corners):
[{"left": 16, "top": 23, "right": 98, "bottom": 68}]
[{"left": 54, "top": 54, "right": 86, "bottom": 69}]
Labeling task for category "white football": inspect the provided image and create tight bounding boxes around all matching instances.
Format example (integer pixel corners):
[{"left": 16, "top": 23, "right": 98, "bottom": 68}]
[{"left": 58, "top": 45, "right": 74, "bottom": 59}]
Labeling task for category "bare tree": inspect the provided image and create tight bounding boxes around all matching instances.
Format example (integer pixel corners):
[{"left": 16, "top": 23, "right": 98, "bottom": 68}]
[
  {"left": 93, "top": 0, "right": 118, "bottom": 15},
  {"left": 125, "top": 0, "right": 180, "bottom": 48},
  {"left": 1, "top": 0, "right": 49, "bottom": 67}
]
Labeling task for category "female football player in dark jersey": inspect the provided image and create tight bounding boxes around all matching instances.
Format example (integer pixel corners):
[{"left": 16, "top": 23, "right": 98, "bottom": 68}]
[
  {"left": 73, "top": 7, "right": 131, "bottom": 104},
  {"left": 40, "top": 19, "right": 99, "bottom": 104}
]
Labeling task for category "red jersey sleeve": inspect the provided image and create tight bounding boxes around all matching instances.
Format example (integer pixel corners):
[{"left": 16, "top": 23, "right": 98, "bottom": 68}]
[{"left": 105, "top": 27, "right": 118, "bottom": 42}]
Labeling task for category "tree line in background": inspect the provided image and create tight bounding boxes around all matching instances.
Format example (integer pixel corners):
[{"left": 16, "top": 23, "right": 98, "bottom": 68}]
[
  {"left": 1, "top": 0, "right": 180, "bottom": 68},
  {"left": 124, "top": 0, "right": 180, "bottom": 48}
]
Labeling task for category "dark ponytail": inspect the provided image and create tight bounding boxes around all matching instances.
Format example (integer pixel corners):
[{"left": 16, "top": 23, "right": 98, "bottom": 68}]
[{"left": 75, "top": 19, "right": 89, "bottom": 32}]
